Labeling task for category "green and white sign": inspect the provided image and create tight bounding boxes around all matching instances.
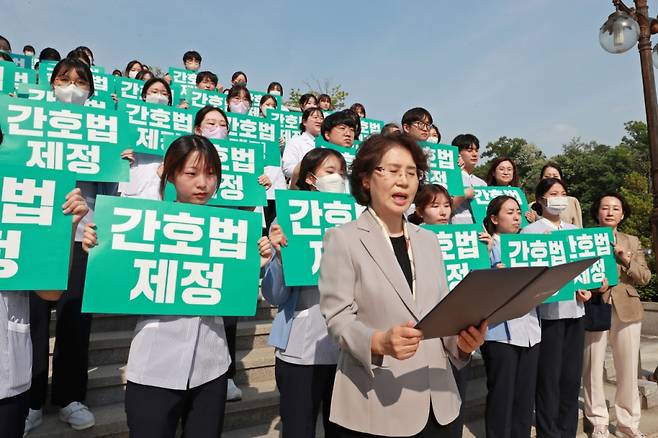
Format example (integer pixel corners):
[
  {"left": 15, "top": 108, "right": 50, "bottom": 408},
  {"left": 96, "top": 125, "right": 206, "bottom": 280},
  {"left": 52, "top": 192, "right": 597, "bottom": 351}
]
[
  {"left": 171, "top": 84, "right": 226, "bottom": 109},
  {"left": 0, "top": 166, "right": 75, "bottom": 290},
  {"left": 83, "top": 195, "right": 263, "bottom": 316},
  {"left": 422, "top": 223, "right": 490, "bottom": 291},
  {"left": 16, "top": 83, "right": 116, "bottom": 111},
  {"left": 168, "top": 67, "right": 197, "bottom": 86},
  {"left": 0, "top": 60, "right": 16, "bottom": 93},
  {"left": 114, "top": 76, "right": 145, "bottom": 101},
  {"left": 118, "top": 100, "right": 195, "bottom": 156},
  {"left": 315, "top": 136, "right": 360, "bottom": 169},
  {"left": 248, "top": 90, "right": 279, "bottom": 117},
  {"left": 358, "top": 117, "right": 384, "bottom": 141},
  {"left": 421, "top": 142, "right": 465, "bottom": 196},
  {"left": 13, "top": 66, "right": 37, "bottom": 89},
  {"left": 275, "top": 190, "right": 358, "bottom": 286},
  {"left": 471, "top": 186, "right": 529, "bottom": 227},
  {"left": 8, "top": 53, "right": 35, "bottom": 70},
  {"left": 38, "top": 61, "right": 109, "bottom": 88},
  {"left": 227, "top": 112, "right": 281, "bottom": 167},
  {"left": 267, "top": 109, "right": 302, "bottom": 144},
  {"left": 0, "top": 95, "right": 129, "bottom": 182}
]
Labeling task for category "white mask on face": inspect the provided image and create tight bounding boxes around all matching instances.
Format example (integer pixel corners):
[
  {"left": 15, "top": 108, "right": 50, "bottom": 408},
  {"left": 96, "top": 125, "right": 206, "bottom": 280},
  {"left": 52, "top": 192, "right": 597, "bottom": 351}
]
[
  {"left": 427, "top": 136, "right": 439, "bottom": 144},
  {"left": 53, "top": 84, "right": 89, "bottom": 105},
  {"left": 229, "top": 100, "right": 250, "bottom": 114},
  {"left": 201, "top": 125, "right": 228, "bottom": 140},
  {"left": 269, "top": 90, "right": 281, "bottom": 96},
  {"left": 544, "top": 196, "right": 569, "bottom": 215},
  {"left": 128, "top": 70, "right": 139, "bottom": 79},
  {"left": 313, "top": 173, "right": 346, "bottom": 193},
  {"left": 145, "top": 93, "right": 169, "bottom": 105}
]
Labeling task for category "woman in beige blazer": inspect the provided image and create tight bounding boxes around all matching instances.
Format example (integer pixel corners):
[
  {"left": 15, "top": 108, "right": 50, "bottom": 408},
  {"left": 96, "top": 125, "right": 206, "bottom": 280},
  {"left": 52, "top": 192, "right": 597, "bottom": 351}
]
[
  {"left": 582, "top": 193, "right": 651, "bottom": 438},
  {"left": 319, "top": 133, "right": 487, "bottom": 438}
]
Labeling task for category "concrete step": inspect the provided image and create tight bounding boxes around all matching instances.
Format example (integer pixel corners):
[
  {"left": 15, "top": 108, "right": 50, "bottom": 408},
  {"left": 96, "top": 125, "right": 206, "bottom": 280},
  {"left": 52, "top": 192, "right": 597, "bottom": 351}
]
[{"left": 31, "top": 380, "right": 280, "bottom": 437}]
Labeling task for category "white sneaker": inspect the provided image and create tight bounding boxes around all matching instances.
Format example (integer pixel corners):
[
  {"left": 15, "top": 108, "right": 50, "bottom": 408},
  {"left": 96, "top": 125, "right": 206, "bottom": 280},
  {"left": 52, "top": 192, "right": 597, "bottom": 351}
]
[
  {"left": 23, "top": 408, "right": 43, "bottom": 436},
  {"left": 58, "top": 401, "right": 95, "bottom": 430},
  {"left": 592, "top": 425, "right": 609, "bottom": 438},
  {"left": 615, "top": 426, "right": 646, "bottom": 438},
  {"left": 226, "top": 378, "right": 242, "bottom": 401}
]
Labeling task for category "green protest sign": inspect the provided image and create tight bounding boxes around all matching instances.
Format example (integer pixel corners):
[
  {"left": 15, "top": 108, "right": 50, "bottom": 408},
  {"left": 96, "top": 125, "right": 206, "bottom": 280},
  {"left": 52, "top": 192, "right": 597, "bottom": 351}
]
[
  {"left": 0, "top": 60, "right": 16, "bottom": 93},
  {"left": 267, "top": 109, "right": 302, "bottom": 144},
  {"left": 0, "top": 165, "right": 75, "bottom": 290},
  {"left": 38, "top": 61, "right": 114, "bottom": 93},
  {"left": 14, "top": 66, "right": 37, "bottom": 88},
  {"left": 358, "top": 117, "right": 384, "bottom": 141},
  {"left": 82, "top": 195, "right": 263, "bottom": 316},
  {"left": 248, "top": 90, "right": 280, "bottom": 117},
  {"left": 471, "top": 186, "right": 529, "bottom": 226},
  {"left": 171, "top": 83, "right": 226, "bottom": 109},
  {"left": 118, "top": 100, "right": 195, "bottom": 156},
  {"left": 421, "top": 223, "right": 490, "bottom": 291},
  {"left": 0, "top": 95, "right": 129, "bottom": 182},
  {"left": 114, "top": 76, "right": 145, "bottom": 101},
  {"left": 315, "top": 136, "right": 360, "bottom": 169},
  {"left": 227, "top": 112, "right": 281, "bottom": 166},
  {"left": 275, "top": 190, "right": 358, "bottom": 286},
  {"left": 168, "top": 67, "right": 197, "bottom": 86},
  {"left": 16, "top": 83, "right": 116, "bottom": 111},
  {"left": 163, "top": 136, "right": 266, "bottom": 207},
  {"left": 420, "top": 142, "right": 465, "bottom": 196},
  {"left": 8, "top": 53, "right": 35, "bottom": 70}
]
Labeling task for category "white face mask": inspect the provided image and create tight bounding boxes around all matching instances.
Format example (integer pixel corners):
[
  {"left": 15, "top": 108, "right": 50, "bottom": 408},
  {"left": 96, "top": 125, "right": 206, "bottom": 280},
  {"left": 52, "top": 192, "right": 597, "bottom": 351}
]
[
  {"left": 269, "top": 90, "right": 281, "bottom": 96},
  {"left": 201, "top": 125, "right": 228, "bottom": 140},
  {"left": 145, "top": 93, "right": 169, "bottom": 105},
  {"left": 426, "top": 136, "right": 439, "bottom": 144},
  {"left": 128, "top": 70, "right": 139, "bottom": 79},
  {"left": 229, "top": 101, "right": 250, "bottom": 114},
  {"left": 544, "top": 196, "right": 569, "bottom": 215},
  {"left": 53, "top": 84, "right": 89, "bottom": 105},
  {"left": 313, "top": 173, "right": 346, "bottom": 193}
]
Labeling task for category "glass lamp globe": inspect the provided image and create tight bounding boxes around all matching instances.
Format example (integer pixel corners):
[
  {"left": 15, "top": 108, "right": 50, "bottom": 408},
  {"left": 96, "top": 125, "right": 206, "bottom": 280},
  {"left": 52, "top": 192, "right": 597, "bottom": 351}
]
[{"left": 599, "top": 10, "right": 640, "bottom": 53}]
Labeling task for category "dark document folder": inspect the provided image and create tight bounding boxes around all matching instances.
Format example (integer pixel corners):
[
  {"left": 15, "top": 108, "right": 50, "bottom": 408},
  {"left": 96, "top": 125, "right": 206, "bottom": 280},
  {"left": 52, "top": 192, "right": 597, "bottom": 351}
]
[{"left": 416, "top": 257, "right": 599, "bottom": 338}]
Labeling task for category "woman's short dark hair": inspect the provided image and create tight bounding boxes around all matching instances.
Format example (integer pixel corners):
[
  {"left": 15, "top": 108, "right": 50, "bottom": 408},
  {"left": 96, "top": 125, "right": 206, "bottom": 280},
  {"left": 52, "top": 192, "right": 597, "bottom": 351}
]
[
  {"left": 135, "top": 70, "right": 154, "bottom": 81},
  {"left": 296, "top": 148, "right": 347, "bottom": 191},
  {"left": 124, "top": 60, "right": 143, "bottom": 76},
  {"left": 141, "top": 78, "right": 172, "bottom": 105},
  {"left": 0, "top": 35, "right": 11, "bottom": 52},
  {"left": 160, "top": 135, "right": 221, "bottom": 199},
  {"left": 196, "top": 71, "right": 218, "bottom": 86},
  {"left": 112, "top": 69, "right": 122, "bottom": 76},
  {"left": 39, "top": 47, "right": 61, "bottom": 62},
  {"left": 540, "top": 162, "right": 564, "bottom": 180},
  {"left": 267, "top": 81, "right": 283, "bottom": 95},
  {"left": 66, "top": 49, "right": 91, "bottom": 66},
  {"left": 300, "top": 107, "right": 324, "bottom": 133},
  {"left": 23, "top": 45, "right": 36, "bottom": 53},
  {"left": 194, "top": 105, "right": 229, "bottom": 130},
  {"left": 381, "top": 123, "right": 401, "bottom": 135},
  {"left": 350, "top": 133, "right": 429, "bottom": 206},
  {"left": 0, "top": 52, "right": 13, "bottom": 63},
  {"left": 318, "top": 93, "right": 332, "bottom": 106},
  {"left": 75, "top": 46, "right": 94, "bottom": 63},
  {"left": 401, "top": 107, "right": 433, "bottom": 127},
  {"left": 590, "top": 192, "right": 631, "bottom": 226},
  {"left": 226, "top": 85, "right": 252, "bottom": 106},
  {"left": 350, "top": 103, "right": 366, "bottom": 118},
  {"left": 532, "top": 177, "right": 568, "bottom": 216},
  {"left": 429, "top": 124, "right": 441, "bottom": 142},
  {"left": 231, "top": 71, "right": 247, "bottom": 83},
  {"left": 299, "top": 93, "right": 317, "bottom": 108},
  {"left": 259, "top": 94, "right": 277, "bottom": 108},
  {"left": 321, "top": 109, "right": 361, "bottom": 140},
  {"left": 183, "top": 51, "right": 202, "bottom": 63},
  {"left": 483, "top": 195, "right": 521, "bottom": 235},
  {"left": 408, "top": 183, "right": 452, "bottom": 225},
  {"left": 451, "top": 134, "right": 480, "bottom": 151},
  {"left": 50, "top": 58, "right": 95, "bottom": 98},
  {"left": 485, "top": 156, "right": 520, "bottom": 187}
]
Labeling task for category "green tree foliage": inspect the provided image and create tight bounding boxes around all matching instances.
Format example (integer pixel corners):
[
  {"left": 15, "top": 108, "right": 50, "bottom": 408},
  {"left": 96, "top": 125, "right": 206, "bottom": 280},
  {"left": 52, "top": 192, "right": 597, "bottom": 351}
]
[
  {"left": 619, "top": 171, "right": 653, "bottom": 249},
  {"left": 285, "top": 79, "right": 349, "bottom": 111}
]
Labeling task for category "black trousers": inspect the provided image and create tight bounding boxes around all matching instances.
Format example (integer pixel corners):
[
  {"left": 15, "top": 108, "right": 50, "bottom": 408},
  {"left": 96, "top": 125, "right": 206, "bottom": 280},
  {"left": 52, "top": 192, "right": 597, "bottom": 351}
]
[
  {"left": 224, "top": 317, "right": 238, "bottom": 379},
  {"left": 275, "top": 358, "right": 338, "bottom": 438},
  {"left": 535, "top": 317, "right": 585, "bottom": 438},
  {"left": 335, "top": 403, "right": 451, "bottom": 438},
  {"left": 0, "top": 390, "right": 29, "bottom": 438},
  {"left": 263, "top": 199, "right": 277, "bottom": 233},
  {"left": 29, "top": 243, "right": 92, "bottom": 408},
  {"left": 125, "top": 374, "right": 228, "bottom": 438},
  {"left": 448, "top": 361, "right": 469, "bottom": 438},
  {"left": 481, "top": 341, "right": 540, "bottom": 438}
]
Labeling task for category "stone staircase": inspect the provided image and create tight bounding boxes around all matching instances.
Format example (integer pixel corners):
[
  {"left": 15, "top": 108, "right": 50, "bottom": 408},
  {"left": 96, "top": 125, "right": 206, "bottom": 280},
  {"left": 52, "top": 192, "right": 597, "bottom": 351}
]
[{"left": 30, "top": 306, "right": 658, "bottom": 437}]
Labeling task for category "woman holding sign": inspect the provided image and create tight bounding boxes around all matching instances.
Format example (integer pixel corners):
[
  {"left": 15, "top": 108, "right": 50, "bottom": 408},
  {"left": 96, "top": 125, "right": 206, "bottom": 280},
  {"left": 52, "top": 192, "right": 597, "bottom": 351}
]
[
  {"left": 319, "top": 133, "right": 487, "bottom": 437},
  {"left": 261, "top": 148, "right": 347, "bottom": 437},
  {"left": 582, "top": 193, "right": 651, "bottom": 438},
  {"left": 82, "top": 135, "right": 272, "bottom": 438}
]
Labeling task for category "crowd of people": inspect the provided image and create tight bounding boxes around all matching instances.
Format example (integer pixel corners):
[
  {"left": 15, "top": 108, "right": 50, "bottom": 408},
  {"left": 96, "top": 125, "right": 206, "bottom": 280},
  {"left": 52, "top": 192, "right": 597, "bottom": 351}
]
[{"left": 0, "top": 34, "right": 654, "bottom": 438}]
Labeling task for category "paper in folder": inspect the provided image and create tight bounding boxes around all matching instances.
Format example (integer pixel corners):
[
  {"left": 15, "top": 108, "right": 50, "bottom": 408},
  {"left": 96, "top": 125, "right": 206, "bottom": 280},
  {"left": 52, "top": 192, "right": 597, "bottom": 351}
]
[{"left": 416, "top": 257, "right": 600, "bottom": 339}]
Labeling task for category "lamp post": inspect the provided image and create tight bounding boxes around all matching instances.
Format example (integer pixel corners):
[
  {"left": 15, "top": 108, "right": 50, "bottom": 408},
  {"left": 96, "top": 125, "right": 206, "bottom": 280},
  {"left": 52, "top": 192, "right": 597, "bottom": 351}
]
[{"left": 600, "top": 0, "right": 658, "bottom": 287}]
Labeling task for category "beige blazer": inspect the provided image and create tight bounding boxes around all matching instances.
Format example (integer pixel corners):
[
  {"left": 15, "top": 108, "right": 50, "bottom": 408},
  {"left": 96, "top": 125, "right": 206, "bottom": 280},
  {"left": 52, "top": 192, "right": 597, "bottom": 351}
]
[
  {"left": 319, "top": 210, "right": 466, "bottom": 436},
  {"left": 603, "top": 231, "right": 651, "bottom": 323}
]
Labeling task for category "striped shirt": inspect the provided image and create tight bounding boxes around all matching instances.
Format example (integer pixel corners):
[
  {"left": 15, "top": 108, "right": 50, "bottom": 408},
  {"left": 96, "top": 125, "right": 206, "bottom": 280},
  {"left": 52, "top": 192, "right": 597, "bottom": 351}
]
[{"left": 0, "top": 291, "right": 31, "bottom": 399}]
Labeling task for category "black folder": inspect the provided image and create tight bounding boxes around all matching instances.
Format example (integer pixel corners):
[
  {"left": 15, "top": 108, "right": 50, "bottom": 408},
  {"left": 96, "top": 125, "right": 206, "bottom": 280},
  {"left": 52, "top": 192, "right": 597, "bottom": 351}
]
[{"left": 415, "top": 257, "right": 600, "bottom": 338}]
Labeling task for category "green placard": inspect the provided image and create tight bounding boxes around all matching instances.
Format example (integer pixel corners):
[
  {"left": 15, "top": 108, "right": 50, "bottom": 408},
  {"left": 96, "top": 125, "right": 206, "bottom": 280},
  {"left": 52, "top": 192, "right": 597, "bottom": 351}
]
[
  {"left": 275, "top": 190, "right": 358, "bottom": 286},
  {"left": 118, "top": 100, "right": 195, "bottom": 156},
  {"left": 114, "top": 76, "right": 144, "bottom": 101},
  {"left": 8, "top": 53, "right": 34, "bottom": 70},
  {"left": 0, "top": 95, "right": 129, "bottom": 182},
  {"left": 0, "top": 165, "right": 75, "bottom": 290},
  {"left": 82, "top": 195, "right": 262, "bottom": 316},
  {"left": 16, "top": 84, "right": 116, "bottom": 111},
  {"left": 171, "top": 84, "right": 226, "bottom": 109},
  {"left": 168, "top": 67, "right": 197, "bottom": 86},
  {"left": 420, "top": 142, "right": 465, "bottom": 196},
  {"left": 471, "top": 186, "right": 529, "bottom": 227},
  {"left": 267, "top": 109, "right": 302, "bottom": 144},
  {"left": 163, "top": 137, "right": 266, "bottom": 207},
  {"left": 38, "top": 61, "right": 114, "bottom": 93},
  {"left": 0, "top": 60, "right": 16, "bottom": 93},
  {"left": 358, "top": 117, "right": 384, "bottom": 141},
  {"left": 226, "top": 112, "right": 281, "bottom": 167},
  {"left": 13, "top": 66, "right": 37, "bottom": 89},
  {"left": 248, "top": 90, "right": 279, "bottom": 117},
  {"left": 315, "top": 136, "right": 360, "bottom": 169},
  {"left": 421, "top": 223, "right": 491, "bottom": 291}
]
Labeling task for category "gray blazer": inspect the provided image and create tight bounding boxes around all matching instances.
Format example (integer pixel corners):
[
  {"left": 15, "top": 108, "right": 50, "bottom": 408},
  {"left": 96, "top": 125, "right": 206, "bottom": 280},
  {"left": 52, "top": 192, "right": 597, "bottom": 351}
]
[{"left": 319, "top": 210, "right": 466, "bottom": 436}]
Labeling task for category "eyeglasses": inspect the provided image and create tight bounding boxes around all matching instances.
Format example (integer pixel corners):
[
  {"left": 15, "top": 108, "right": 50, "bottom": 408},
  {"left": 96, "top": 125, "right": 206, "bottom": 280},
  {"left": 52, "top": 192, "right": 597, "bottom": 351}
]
[
  {"left": 53, "top": 75, "right": 90, "bottom": 88},
  {"left": 412, "top": 121, "right": 431, "bottom": 131},
  {"left": 374, "top": 166, "right": 422, "bottom": 180}
]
